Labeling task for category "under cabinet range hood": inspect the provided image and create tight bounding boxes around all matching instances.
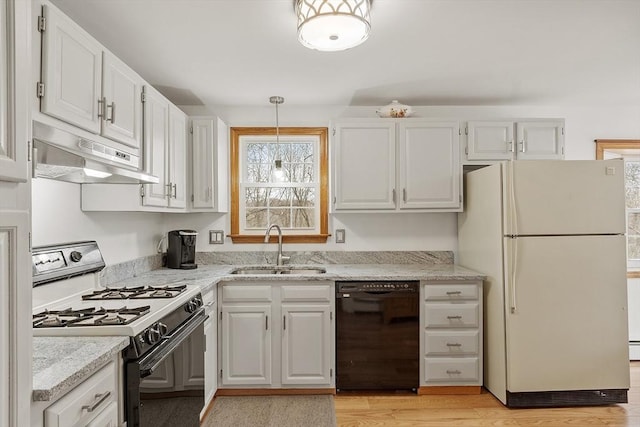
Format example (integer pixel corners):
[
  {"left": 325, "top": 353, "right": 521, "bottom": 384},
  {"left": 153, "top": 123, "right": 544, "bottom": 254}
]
[{"left": 32, "top": 121, "right": 159, "bottom": 184}]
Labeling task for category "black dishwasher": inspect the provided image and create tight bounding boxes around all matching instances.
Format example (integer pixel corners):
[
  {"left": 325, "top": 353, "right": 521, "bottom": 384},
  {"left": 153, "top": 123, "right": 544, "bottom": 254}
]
[{"left": 336, "top": 281, "right": 419, "bottom": 392}]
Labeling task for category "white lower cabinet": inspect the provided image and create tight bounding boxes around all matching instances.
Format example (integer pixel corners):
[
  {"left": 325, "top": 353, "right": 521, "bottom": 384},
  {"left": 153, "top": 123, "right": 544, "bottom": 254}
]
[
  {"left": 421, "top": 280, "right": 483, "bottom": 389},
  {"left": 219, "top": 282, "right": 334, "bottom": 389},
  {"left": 41, "top": 360, "right": 119, "bottom": 427}
]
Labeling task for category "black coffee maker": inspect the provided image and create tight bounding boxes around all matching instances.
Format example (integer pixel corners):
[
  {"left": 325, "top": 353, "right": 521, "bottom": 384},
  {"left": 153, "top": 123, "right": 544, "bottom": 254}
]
[{"left": 167, "top": 230, "right": 198, "bottom": 269}]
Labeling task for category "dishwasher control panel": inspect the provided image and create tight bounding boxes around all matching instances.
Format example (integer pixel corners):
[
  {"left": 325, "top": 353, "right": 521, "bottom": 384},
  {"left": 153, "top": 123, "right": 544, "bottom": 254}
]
[{"left": 336, "top": 281, "right": 419, "bottom": 293}]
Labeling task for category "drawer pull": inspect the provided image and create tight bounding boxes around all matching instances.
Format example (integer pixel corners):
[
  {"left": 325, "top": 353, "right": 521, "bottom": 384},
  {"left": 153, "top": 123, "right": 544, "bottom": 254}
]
[
  {"left": 82, "top": 391, "right": 111, "bottom": 413},
  {"left": 446, "top": 370, "right": 462, "bottom": 375},
  {"left": 446, "top": 291, "right": 462, "bottom": 296},
  {"left": 446, "top": 343, "right": 462, "bottom": 347},
  {"left": 447, "top": 315, "right": 462, "bottom": 320}
]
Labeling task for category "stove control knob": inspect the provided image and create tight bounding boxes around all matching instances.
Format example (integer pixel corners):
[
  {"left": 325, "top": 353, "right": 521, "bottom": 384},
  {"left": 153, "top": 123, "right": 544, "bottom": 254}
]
[
  {"left": 157, "top": 322, "right": 168, "bottom": 337},
  {"left": 145, "top": 326, "right": 161, "bottom": 344},
  {"left": 185, "top": 300, "right": 197, "bottom": 313},
  {"left": 194, "top": 296, "right": 203, "bottom": 308},
  {"left": 69, "top": 251, "right": 83, "bottom": 262}
]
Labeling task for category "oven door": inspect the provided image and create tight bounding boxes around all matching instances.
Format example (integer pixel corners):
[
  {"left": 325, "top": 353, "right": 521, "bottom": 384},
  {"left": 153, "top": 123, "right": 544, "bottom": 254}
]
[{"left": 126, "top": 309, "right": 206, "bottom": 427}]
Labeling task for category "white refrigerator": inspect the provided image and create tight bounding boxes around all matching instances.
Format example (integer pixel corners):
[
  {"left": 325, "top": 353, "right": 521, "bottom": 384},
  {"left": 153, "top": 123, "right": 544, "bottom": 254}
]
[{"left": 458, "top": 160, "right": 629, "bottom": 407}]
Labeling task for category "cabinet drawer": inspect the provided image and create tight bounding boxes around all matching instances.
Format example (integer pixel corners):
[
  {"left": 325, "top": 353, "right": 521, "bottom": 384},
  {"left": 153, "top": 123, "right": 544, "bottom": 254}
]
[
  {"left": 222, "top": 285, "right": 272, "bottom": 302},
  {"left": 424, "top": 303, "right": 478, "bottom": 328},
  {"left": 425, "top": 330, "right": 479, "bottom": 356},
  {"left": 424, "top": 357, "right": 479, "bottom": 382},
  {"left": 45, "top": 361, "right": 117, "bottom": 427},
  {"left": 281, "top": 285, "right": 332, "bottom": 302},
  {"left": 424, "top": 284, "right": 478, "bottom": 301}
]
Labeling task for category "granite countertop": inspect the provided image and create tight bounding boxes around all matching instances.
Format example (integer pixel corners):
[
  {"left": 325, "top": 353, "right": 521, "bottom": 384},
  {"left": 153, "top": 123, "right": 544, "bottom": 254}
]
[
  {"left": 32, "top": 262, "right": 484, "bottom": 402},
  {"left": 33, "top": 336, "right": 129, "bottom": 402},
  {"left": 107, "top": 263, "right": 486, "bottom": 294}
]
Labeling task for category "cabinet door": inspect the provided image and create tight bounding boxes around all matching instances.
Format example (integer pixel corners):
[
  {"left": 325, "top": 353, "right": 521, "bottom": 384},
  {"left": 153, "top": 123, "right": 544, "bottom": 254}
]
[
  {"left": 466, "top": 121, "right": 514, "bottom": 161},
  {"left": 0, "top": 0, "right": 29, "bottom": 182},
  {"left": 399, "top": 121, "right": 461, "bottom": 209},
  {"left": 515, "top": 120, "right": 564, "bottom": 160},
  {"left": 142, "top": 85, "right": 169, "bottom": 207},
  {"left": 281, "top": 304, "right": 332, "bottom": 385},
  {"left": 221, "top": 305, "right": 272, "bottom": 385},
  {"left": 101, "top": 52, "right": 142, "bottom": 149},
  {"left": 168, "top": 105, "right": 187, "bottom": 209},
  {"left": 333, "top": 122, "right": 396, "bottom": 210},
  {"left": 41, "top": 4, "right": 102, "bottom": 133},
  {"left": 203, "top": 303, "right": 217, "bottom": 407},
  {"left": 190, "top": 117, "right": 229, "bottom": 211}
]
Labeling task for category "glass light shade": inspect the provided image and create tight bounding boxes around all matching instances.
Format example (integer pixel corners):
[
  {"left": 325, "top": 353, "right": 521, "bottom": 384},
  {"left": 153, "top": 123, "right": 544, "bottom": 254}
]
[
  {"left": 296, "top": 0, "right": 371, "bottom": 52},
  {"left": 83, "top": 168, "right": 112, "bottom": 178}
]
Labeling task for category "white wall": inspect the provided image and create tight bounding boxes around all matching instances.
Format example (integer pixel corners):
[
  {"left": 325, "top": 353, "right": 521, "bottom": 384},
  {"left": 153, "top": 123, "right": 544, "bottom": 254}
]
[
  {"left": 32, "top": 104, "right": 640, "bottom": 262},
  {"left": 31, "top": 179, "right": 164, "bottom": 265}
]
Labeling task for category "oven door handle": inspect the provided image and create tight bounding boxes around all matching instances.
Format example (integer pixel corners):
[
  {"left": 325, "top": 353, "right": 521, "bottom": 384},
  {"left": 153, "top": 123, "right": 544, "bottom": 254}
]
[{"left": 138, "top": 309, "right": 207, "bottom": 378}]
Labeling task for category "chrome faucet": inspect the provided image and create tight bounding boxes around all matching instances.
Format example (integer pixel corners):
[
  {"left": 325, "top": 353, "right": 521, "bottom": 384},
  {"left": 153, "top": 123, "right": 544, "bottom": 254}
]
[{"left": 264, "top": 224, "right": 290, "bottom": 266}]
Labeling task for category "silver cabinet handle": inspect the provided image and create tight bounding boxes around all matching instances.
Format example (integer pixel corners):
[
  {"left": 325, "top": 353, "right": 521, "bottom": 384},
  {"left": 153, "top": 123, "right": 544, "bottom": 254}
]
[
  {"left": 265, "top": 315, "right": 269, "bottom": 330},
  {"left": 392, "top": 189, "right": 396, "bottom": 204},
  {"left": 446, "top": 291, "right": 462, "bottom": 296},
  {"left": 446, "top": 370, "right": 461, "bottom": 375},
  {"left": 82, "top": 391, "right": 111, "bottom": 413},
  {"left": 283, "top": 315, "right": 286, "bottom": 330},
  {"left": 107, "top": 102, "right": 116, "bottom": 123},
  {"left": 166, "top": 182, "right": 173, "bottom": 198},
  {"left": 508, "top": 140, "right": 514, "bottom": 152},
  {"left": 447, "top": 315, "right": 462, "bottom": 320},
  {"left": 172, "top": 183, "right": 177, "bottom": 199},
  {"left": 518, "top": 140, "right": 525, "bottom": 153},
  {"left": 446, "top": 343, "right": 462, "bottom": 347},
  {"left": 403, "top": 188, "right": 407, "bottom": 203},
  {"left": 97, "top": 97, "right": 106, "bottom": 119}
]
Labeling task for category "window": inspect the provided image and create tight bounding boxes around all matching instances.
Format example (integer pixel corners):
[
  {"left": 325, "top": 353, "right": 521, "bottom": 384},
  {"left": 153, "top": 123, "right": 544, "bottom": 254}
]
[
  {"left": 229, "top": 127, "right": 329, "bottom": 243},
  {"left": 596, "top": 140, "right": 640, "bottom": 276}
]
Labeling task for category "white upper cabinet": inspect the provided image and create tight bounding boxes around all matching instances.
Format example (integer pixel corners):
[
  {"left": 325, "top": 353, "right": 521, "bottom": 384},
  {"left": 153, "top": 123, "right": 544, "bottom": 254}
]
[
  {"left": 168, "top": 104, "right": 187, "bottom": 209},
  {"left": 465, "top": 120, "right": 564, "bottom": 163},
  {"left": 332, "top": 119, "right": 462, "bottom": 212},
  {"left": 190, "top": 117, "right": 229, "bottom": 212},
  {"left": 333, "top": 121, "right": 396, "bottom": 210},
  {"left": 0, "top": 0, "right": 29, "bottom": 182},
  {"left": 141, "top": 85, "right": 170, "bottom": 208},
  {"left": 39, "top": 4, "right": 143, "bottom": 149},
  {"left": 100, "top": 52, "right": 143, "bottom": 149},
  {"left": 399, "top": 121, "right": 461, "bottom": 210}
]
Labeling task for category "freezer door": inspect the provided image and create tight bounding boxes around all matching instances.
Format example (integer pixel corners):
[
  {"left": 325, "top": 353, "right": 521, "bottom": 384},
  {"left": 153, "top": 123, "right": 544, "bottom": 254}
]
[
  {"left": 503, "top": 160, "right": 626, "bottom": 235},
  {"left": 504, "top": 235, "right": 629, "bottom": 393}
]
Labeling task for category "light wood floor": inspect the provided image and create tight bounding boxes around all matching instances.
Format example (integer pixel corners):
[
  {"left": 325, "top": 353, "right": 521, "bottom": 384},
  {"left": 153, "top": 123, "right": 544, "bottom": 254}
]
[{"left": 334, "top": 362, "right": 640, "bottom": 426}]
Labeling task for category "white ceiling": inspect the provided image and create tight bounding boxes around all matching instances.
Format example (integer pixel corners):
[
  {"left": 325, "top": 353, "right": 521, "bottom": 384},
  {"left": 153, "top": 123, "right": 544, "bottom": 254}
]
[{"left": 51, "top": 0, "right": 640, "bottom": 109}]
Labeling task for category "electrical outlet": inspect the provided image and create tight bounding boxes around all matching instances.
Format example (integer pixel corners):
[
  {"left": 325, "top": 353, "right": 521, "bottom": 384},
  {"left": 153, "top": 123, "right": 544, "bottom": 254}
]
[
  {"left": 209, "top": 230, "right": 225, "bottom": 244},
  {"left": 335, "top": 229, "right": 346, "bottom": 243}
]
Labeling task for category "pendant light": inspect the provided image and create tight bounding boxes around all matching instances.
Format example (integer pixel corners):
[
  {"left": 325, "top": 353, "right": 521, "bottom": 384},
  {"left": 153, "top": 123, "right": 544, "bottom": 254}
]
[
  {"left": 270, "top": 96, "right": 285, "bottom": 182},
  {"left": 295, "top": 0, "right": 371, "bottom": 52}
]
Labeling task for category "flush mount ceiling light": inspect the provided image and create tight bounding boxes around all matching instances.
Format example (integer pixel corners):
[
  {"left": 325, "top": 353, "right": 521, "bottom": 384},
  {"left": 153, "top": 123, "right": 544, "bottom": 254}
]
[{"left": 295, "top": 0, "right": 371, "bottom": 52}]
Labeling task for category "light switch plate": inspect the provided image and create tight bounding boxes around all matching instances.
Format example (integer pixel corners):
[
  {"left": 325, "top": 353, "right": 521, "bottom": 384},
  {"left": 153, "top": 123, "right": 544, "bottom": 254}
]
[
  {"left": 209, "top": 230, "right": 224, "bottom": 244},
  {"left": 335, "top": 229, "right": 346, "bottom": 243}
]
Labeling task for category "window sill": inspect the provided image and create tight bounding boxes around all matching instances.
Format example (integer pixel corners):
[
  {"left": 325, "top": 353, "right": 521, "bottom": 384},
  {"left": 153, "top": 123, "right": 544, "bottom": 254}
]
[{"left": 228, "top": 234, "right": 331, "bottom": 244}]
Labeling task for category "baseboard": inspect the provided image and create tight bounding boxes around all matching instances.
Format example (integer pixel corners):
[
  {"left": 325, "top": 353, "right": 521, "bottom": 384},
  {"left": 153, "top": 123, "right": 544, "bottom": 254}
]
[
  {"left": 215, "top": 388, "right": 336, "bottom": 396},
  {"left": 629, "top": 342, "right": 640, "bottom": 360},
  {"left": 418, "top": 386, "right": 481, "bottom": 395}
]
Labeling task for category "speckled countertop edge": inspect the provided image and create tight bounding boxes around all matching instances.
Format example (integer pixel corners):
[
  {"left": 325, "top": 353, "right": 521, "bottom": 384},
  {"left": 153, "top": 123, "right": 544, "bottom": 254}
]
[{"left": 33, "top": 336, "right": 129, "bottom": 402}]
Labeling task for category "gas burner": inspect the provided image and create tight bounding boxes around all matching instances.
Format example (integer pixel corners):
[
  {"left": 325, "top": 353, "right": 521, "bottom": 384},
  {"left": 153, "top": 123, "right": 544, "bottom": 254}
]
[
  {"left": 82, "top": 285, "right": 187, "bottom": 300},
  {"left": 33, "top": 305, "right": 151, "bottom": 328}
]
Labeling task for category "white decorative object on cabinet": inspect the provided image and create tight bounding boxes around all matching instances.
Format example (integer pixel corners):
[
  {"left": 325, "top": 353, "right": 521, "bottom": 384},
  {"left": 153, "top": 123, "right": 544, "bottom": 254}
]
[
  {"left": 421, "top": 280, "right": 483, "bottom": 393},
  {"left": 465, "top": 120, "right": 564, "bottom": 163},
  {"left": 332, "top": 119, "right": 462, "bottom": 212},
  {"left": 218, "top": 282, "right": 334, "bottom": 390},
  {"left": 38, "top": 4, "right": 143, "bottom": 150},
  {"left": 1, "top": 1, "right": 32, "bottom": 426},
  {"left": 190, "top": 117, "right": 229, "bottom": 212}
]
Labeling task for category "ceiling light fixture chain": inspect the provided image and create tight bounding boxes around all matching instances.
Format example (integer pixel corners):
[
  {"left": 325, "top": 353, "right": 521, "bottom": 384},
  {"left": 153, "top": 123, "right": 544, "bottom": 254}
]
[{"left": 295, "top": 0, "right": 371, "bottom": 52}]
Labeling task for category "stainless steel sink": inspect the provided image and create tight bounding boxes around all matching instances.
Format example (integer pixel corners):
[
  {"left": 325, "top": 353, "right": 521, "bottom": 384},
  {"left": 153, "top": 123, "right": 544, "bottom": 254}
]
[{"left": 230, "top": 266, "right": 326, "bottom": 275}]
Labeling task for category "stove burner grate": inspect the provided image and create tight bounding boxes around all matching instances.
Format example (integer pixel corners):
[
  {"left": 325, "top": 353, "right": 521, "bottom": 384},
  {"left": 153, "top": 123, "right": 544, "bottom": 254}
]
[
  {"left": 33, "top": 305, "right": 151, "bottom": 328},
  {"left": 82, "top": 284, "right": 187, "bottom": 300}
]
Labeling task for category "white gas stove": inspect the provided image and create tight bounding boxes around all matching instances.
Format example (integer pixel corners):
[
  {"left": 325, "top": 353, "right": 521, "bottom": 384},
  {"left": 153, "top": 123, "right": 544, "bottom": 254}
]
[{"left": 31, "top": 241, "right": 203, "bottom": 356}]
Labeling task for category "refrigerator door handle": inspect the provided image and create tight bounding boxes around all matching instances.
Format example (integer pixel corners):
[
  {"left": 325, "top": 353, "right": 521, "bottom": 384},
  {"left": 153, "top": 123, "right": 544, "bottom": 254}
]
[{"left": 510, "top": 236, "right": 518, "bottom": 313}]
